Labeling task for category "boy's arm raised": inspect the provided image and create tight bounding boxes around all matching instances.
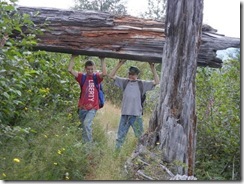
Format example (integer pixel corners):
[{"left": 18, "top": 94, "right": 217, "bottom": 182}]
[
  {"left": 68, "top": 54, "right": 79, "bottom": 78},
  {"left": 149, "top": 62, "right": 160, "bottom": 85},
  {"left": 99, "top": 57, "right": 107, "bottom": 78},
  {"left": 109, "top": 59, "right": 126, "bottom": 79}
]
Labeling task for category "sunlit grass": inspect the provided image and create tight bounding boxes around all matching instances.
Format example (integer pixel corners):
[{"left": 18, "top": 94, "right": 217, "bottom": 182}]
[
  {"left": 0, "top": 101, "right": 151, "bottom": 180},
  {"left": 87, "top": 101, "right": 150, "bottom": 180}
]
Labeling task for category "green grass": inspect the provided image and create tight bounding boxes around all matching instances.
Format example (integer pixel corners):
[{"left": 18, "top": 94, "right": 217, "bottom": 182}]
[
  {"left": 0, "top": 101, "right": 149, "bottom": 180},
  {"left": 1, "top": 106, "right": 88, "bottom": 180}
]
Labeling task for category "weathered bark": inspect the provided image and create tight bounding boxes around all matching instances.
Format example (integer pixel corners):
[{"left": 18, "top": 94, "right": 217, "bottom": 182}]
[
  {"left": 133, "top": 0, "right": 202, "bottom": 178},
  {"left": 16, "top": 6, "right": 240, "bottom": 68}
]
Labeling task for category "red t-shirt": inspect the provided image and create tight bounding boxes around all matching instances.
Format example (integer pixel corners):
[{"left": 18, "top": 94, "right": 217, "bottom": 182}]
[{"left": 76, "top": 72, "right": 103, "bottom": 110}]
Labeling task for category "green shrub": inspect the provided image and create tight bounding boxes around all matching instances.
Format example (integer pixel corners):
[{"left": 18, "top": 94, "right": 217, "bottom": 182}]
[{"left": 195, "top": 54, "right": 240, "bottom": 180}]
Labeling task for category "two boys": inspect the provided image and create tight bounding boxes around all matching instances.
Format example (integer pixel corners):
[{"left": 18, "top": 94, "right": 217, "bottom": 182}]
[{"left": 68, "top": 55, "right": 159, "bottom": 149}]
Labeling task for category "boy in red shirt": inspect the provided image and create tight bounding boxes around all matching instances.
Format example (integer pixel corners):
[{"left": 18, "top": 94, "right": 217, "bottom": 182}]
[{"left": 68, "top": 55, "right": 107, "bottom": 143}]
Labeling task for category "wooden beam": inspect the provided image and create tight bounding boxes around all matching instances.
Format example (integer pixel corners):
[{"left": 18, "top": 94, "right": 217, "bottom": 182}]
[{"left": 17, "top": 6, "right": 240, "bottom": 68}]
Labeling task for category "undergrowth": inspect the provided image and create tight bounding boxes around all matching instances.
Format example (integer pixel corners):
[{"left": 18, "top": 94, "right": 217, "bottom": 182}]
[{"left": 0, "top": 101, "right": 148, "bottom": 180}]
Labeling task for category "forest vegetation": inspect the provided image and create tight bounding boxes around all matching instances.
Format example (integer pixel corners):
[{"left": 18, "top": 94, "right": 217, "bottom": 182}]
[{"left": 0, "top": 0, "right": 240, "bottom": 180}]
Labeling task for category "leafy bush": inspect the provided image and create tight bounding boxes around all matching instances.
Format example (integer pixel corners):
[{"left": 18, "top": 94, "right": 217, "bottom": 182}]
[
  {"left": 195, "top": 53, "right": 240, "bottom": 180},
  {"left": 1, "top": 0, "right": 39, "bottom": 125}
]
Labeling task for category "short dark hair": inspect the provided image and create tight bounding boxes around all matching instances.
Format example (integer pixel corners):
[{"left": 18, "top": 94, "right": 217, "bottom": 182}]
[
  {"left": 85, "top": 60, "right": 95, "bottom": 67},
  {"left": 129, "top": 66, "right": 140, "bottom": 75}
]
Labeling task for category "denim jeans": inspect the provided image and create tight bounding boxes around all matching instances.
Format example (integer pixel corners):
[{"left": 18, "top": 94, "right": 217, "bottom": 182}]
[
  {"left": 78, "top": 109, "right": 97, "bottom": 143},
  {"left": 115, "top": 115, "right": 143, "bottom": 150}
]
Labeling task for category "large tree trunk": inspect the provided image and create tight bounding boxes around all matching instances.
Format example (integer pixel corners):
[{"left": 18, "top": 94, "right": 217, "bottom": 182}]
[
  {"left": 16, "top": 6, "right": 240, "bottom": 68},
  {"left": 126, "top": 0, "right": 202, "bottom": 180},
  {"left": 149, "top": 0, "right": 202, "bottom": 175}
]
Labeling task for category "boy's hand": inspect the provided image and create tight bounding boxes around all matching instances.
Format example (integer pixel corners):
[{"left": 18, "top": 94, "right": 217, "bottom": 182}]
[
  {"left": 149, "top": 62, "right": 155, "bottom": 69},
  {"left": 99, "top": 56, "right": 105, "bottom": 60},
  {"left": 119, "top": 59, "right": 126, "bottom": 65},
  {"left": 71, "top": 54, "right": 78, "bottom": 59}
]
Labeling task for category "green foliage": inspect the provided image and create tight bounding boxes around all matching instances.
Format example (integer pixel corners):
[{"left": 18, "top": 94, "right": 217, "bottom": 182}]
[
  {"left": 0, "top": 1, "right": 241, "bottom": 181},
  {"left": 1, "top": 107, "right": 94, "bottom": 180},
  {"left": 0, "top": 102, "right": 136, "bottom": 180},
  {"left": 195, "top": 53, "right": 240, "bottom": 180},
  {"left": 141, "top": 0, "right": 166, "bottom": 21},
  {"left": 0, "top": 0, "right": 40, "bottom": 125},
  {"left": 0, "top": 0, "right": 84, "bottom": 125},
  {"left": 0, "top": 49, "right": 79, "bottom": 125},
  {"left": 73, "top": 0, "right": 127, "bottom": 15}
]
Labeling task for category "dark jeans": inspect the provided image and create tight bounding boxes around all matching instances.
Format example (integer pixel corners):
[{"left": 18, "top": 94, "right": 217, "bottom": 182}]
[{"left": 116, "top": 115, "right": 143, "bottom": 150}]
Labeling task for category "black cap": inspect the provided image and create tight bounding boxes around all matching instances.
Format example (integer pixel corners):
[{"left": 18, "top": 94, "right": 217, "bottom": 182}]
[{"left": 129, "top": 66, "right": 140, "bottom": 75}]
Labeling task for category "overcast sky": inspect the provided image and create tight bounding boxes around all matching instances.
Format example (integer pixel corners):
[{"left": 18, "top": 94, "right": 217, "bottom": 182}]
[{"left": 16, "top": 0, "right": 240, "bottom": 38}]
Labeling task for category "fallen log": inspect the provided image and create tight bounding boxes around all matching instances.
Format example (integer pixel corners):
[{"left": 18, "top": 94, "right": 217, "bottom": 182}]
[{"left": 16, "top": 6, "right": 240, "bottom": 68}]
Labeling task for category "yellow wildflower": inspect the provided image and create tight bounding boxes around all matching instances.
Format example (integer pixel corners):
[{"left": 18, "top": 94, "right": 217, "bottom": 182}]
[
  {"left": 13, "top": 158, "right": 20, "bottom": 163},
  {"left": 58, "top": 150, "right": 62, "bottom": 155},
  {"left": 64, "top": 172, "right": 69, "bottom": 180},
  {"left": 54, "top": 162, "right": 58, "bottom": 165}
]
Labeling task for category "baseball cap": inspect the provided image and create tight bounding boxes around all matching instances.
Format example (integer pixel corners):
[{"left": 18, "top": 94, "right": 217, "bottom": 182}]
[{"left": 128, "top": 66, "right": 140, "bottom": 75}]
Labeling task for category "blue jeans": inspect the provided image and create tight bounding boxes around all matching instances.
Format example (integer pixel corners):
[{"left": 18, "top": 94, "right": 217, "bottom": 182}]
[
  {"left": 116, "top": 115, "right": 143, "bottom": 150},
  {"left": 78, "top": 109, "right": 97, "bottom": 143}
]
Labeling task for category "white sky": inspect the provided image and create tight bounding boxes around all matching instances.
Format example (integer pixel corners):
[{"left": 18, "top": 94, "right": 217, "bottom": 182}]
[{"left": 16, "top": 0, "right": 240, "bottom": 38}]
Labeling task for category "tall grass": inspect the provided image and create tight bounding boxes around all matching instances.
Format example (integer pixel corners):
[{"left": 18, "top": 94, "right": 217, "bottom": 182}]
[
  {"left": 0, "top": 101, "right": 150, "bottom": 180},
  {"left": 88, "top": 102, "right": 146, "bottom": 180}
]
